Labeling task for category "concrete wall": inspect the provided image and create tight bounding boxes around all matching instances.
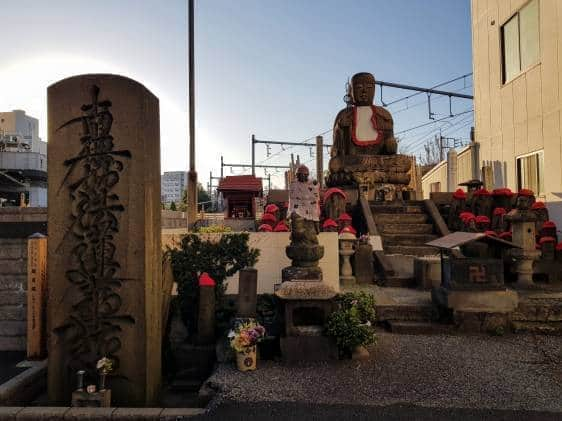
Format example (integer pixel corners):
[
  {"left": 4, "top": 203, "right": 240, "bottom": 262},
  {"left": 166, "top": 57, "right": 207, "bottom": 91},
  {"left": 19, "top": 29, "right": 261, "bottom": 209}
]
[
  {"left": 0, "top": 238, "right": 27, "bottom": 351},
  {"left": 472, "top": 0, "right": 562, "bottom": 226},
  {"left": 161, "top": 209, "right": 188, "bottom": 229},
  {"left": 421, "top": 145, "right": 476, "bottom": 198},
  {"left": 162, "top": 229, "right": 340, "bottom": 294},
  {"left": 0, "top": 208, "right": 47, "bottom": 351}
]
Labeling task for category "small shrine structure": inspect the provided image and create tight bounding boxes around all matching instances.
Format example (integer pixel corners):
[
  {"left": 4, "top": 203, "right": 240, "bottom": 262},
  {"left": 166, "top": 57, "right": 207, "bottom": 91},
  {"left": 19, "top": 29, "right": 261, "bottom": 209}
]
[{"left": 217, "top": 175, "right": 263, "bottom": 219}]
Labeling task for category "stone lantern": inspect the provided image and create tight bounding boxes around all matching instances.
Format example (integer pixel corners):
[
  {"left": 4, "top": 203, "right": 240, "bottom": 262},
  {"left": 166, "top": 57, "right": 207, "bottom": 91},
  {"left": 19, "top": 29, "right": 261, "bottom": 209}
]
[
  {"left": 339, "top": 229, "right": 356, "bottom": 286},
  {"left": 505, "top": 191, "right": 540, "bottom": 287}
]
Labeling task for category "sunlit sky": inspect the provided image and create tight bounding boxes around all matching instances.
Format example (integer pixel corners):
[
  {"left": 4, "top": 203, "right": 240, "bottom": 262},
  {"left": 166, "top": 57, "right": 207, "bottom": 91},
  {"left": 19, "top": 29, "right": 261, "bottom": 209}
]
[{"left": 0, "top": 0, "right": 473, "bottom": 189}]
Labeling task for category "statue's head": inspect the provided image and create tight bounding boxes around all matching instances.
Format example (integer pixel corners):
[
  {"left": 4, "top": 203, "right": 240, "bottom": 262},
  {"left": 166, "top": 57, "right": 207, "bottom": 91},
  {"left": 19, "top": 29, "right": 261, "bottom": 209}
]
[
  {"left": 296, "top": 164, "right": 309, "bottom": 182},
  {"left": 351, "top": 72, "right": 375, "bottom": 106}
]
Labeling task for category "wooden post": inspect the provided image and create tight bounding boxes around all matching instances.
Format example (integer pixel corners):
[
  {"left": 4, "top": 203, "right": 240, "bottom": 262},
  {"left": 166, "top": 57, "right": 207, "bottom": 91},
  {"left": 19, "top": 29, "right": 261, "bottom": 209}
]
[{"left": 27, "top": 233, "right": 47, "bottom": 359}]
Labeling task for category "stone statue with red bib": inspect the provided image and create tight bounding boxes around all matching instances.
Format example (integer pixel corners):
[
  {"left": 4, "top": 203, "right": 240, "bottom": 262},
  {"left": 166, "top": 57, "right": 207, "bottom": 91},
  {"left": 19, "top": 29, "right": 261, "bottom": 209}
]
[{"left": 327, "top": 72, "right": 411, "bottom": 198}]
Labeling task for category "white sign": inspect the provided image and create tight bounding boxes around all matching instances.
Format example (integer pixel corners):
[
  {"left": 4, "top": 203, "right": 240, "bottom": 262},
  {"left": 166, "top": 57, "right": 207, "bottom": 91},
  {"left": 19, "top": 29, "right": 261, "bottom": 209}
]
[{"left": 370, "top": 235, "right": 383, "bottom": 251}]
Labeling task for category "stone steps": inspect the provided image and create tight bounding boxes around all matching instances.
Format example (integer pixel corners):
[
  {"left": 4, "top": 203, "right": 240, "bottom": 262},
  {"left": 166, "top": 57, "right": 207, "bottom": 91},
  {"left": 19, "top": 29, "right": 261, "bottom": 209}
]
[
  {"left": 374, "top": 213, "right": 429, "bottom": 224},
  {"left": 511, "top": 321, "right": 562, "bottom": 335},
  {"left": 382, "top": 276, "right": 416, "bottom": 288},
  {"left": 382, "top": 233, "right": 438, "bottom": 247},
  {"left": 379, "top": 223, "right": 434, "bottom": 234},
  {"left": 370, "top": 204, "right": 425, "bottom": 214},
  {"left": 387, "top": 321, "right": 455, "bottom": 335},
  {"left": 376, "top": 304, "right": 433, "bottom": 322},
  {"left": 385, "top": 245, "right": 440, "bottom": 257}
]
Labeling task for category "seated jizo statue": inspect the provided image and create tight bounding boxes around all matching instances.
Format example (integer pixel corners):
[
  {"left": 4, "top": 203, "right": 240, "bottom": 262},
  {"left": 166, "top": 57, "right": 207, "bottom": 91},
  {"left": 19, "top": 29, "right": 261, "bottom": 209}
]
[{"left": 327, "top": 72, "right": 411, "bottom": 198}]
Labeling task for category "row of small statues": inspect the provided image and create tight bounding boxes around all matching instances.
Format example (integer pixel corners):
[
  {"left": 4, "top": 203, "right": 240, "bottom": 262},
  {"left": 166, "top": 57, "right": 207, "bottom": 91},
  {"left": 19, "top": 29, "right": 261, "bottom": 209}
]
[{"left": 448, "top": 187, "right": 561, "bottom": 260}]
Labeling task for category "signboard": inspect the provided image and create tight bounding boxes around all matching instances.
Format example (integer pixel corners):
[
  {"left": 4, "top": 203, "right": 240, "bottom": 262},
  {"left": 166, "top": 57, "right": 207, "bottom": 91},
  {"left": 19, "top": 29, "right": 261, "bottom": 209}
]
[
  {"left": 27, "top": 234, "right": 47, "bottom": 359},
  {"left": 369, "top": 235, "right": 383, "bottom": 251}
]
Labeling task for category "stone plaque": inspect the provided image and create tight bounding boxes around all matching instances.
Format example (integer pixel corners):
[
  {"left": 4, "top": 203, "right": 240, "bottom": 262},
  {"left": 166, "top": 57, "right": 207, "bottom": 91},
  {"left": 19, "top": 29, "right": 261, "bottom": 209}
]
[
  {"left": 27, "top": 233, "right": 47, "bottom": 359},
  {"left": 47, "top": 75, "right": 162, "bottom": 405},
  {"left": 238, "top": 267, "right": 258, "bottom": 317}
]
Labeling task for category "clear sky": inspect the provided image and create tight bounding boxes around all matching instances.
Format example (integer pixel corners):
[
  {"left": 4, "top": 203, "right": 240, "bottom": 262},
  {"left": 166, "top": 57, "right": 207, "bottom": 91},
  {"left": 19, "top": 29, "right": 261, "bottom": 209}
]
[{"left": 0, "top": 0, "right": 473, "bottom": 189}]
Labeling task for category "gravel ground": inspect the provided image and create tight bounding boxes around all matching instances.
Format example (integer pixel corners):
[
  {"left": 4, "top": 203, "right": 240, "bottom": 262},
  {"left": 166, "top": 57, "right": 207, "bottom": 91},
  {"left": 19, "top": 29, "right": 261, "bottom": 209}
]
[{"left": 206, "top": 332, "right": 562, "bottom": 413}]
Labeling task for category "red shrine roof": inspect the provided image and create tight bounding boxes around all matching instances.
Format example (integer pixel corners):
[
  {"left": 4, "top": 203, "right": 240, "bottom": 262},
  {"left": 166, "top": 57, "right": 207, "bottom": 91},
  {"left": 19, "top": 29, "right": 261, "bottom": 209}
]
[{"left": 218, "top": 175, "right": 263, "bottom": 193}]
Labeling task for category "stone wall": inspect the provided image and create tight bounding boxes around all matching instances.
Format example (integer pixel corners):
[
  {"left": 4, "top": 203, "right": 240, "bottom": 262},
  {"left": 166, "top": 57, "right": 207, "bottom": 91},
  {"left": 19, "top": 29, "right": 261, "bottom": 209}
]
[
  {"left": 0, "top": 208, "right": 47, "bottom": 351},
  {"left": 161, "top": 210, "right": 188, "bottom": 229},
  {"left": 0, "top": 238, "right": 28, "bottom": 351},
  {"left": 162, "top": 229, "right": 340, "bottom": 294}
]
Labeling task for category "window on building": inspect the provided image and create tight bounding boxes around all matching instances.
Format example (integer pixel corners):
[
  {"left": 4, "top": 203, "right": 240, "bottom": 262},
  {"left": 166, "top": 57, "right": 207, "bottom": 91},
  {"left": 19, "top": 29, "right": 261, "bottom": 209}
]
[
  {"left": 516, "top": 150, "right": 544, "bottom": 195},
  {"left": 501, "top": 0, "right": 539, "bottom": 83}
]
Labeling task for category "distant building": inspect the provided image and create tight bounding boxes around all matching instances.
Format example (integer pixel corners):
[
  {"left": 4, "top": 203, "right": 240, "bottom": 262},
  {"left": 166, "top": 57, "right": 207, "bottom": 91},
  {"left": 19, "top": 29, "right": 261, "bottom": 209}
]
[
  {"left": 0, "top": 110, "right": 47, "bottom": 207},
  {"left": 161, "top": 171, "right": 188, "bottom": 204}
]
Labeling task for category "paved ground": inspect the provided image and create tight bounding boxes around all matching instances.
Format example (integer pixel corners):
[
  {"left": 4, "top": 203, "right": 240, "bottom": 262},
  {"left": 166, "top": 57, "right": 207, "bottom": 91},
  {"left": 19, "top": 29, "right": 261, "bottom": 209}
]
[
  {"left": 0, "top": 352, "right": 25, "bottom": 384},
  {"left": 198, "top": 401, "right": 562, "bottom": 420},
  {"left": 205, "top": 332, "right": 562, "bottom": 416}
]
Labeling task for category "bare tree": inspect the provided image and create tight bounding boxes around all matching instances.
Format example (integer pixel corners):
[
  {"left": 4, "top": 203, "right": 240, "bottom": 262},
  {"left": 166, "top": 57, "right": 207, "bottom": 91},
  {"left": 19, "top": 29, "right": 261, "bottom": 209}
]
[{"left": 419, "top": 135, "right": 441, "bottom": 166}]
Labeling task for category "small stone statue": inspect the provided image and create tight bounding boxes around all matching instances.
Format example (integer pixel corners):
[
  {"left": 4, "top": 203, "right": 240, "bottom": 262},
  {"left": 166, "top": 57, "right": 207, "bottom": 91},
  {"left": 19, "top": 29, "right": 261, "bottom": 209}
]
[
  {"left": 288, "top": 165, "right": 320, "bottom": 245},
  {"left": 283, "top": 165, "right": 324, "bottom": 281}
]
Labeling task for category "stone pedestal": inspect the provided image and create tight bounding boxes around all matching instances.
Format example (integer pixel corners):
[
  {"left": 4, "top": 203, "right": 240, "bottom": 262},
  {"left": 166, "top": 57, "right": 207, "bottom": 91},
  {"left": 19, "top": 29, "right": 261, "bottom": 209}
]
[
  {"left": 327, "top": 154, "right": 412, "bottom": 201},
  {"left": 339, "top": 232, "right": 356, "bottom": 286},
  {"left": 275, "top": 281, "right": 337, "bottom": 362},
  {"left": 353, "top": 243, "right": 374, "bottom": 284},
  {"left": 506, "top": 208, "right": 540, "bottom": 287},
  {"left": 71, "top": 390, "right": 111, "bottom": 407},
  {"left": 47, "top": 74, "right": 162, "bottom": 405}
]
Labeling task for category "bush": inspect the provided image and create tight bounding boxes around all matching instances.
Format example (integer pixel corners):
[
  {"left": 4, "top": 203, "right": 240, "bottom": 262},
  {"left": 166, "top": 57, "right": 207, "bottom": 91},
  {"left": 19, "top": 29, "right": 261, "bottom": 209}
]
[
  {"left": 196, "top": 225, "right": 233, "bottom": 233},
  {"left": 169, "top": 233, "right": 260, "bottom": 340},
  {"left": 325, "top": 292, "right": 376, "bottom": 357}
]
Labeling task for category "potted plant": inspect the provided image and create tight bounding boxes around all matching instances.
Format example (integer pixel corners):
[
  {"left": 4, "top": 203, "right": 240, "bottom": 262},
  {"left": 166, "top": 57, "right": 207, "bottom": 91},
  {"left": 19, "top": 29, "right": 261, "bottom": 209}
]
[
  {"left": 325, "top": 292, "right": 376, "bottom": 359},
  {"left": 228, "top": 320, "right": 266, "bottom": 371}
]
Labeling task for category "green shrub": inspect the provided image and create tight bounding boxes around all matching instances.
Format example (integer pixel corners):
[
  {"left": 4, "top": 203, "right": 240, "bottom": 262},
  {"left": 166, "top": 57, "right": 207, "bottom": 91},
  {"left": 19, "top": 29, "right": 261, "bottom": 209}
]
[
  {"left": 196, "top": 224, "right": 233, "bottom": 233},
  {"left": 325, "top": 292, "right": 377, "bottom": 356},
  {"left": 169, "top": 233, "right": 259, "bottom": 340}
]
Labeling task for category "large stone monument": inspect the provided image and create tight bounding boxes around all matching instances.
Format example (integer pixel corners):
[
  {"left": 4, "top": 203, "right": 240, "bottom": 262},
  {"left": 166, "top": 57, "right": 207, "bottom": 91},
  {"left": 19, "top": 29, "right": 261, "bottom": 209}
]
[
  {"left": 276, "top": 165, "right": 337, "bottom": 361},
  {"left": 47, "top": 75, "right": 162, "bottom": 405},
  {"left": 326, "top": 72, "right": 411, "bottom": 201}
]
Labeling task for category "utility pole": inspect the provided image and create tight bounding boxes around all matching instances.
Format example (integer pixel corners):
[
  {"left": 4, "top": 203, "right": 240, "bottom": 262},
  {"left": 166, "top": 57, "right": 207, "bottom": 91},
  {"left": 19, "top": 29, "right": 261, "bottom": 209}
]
[
  {"left": 251, "top": 134, "right": 256, "bottom": 176},
  {"left": 186, "top": 0, "right": 198, "bottom": 228},
  {"left": 220, "top": 156, "right": 224, "bottom": 179},
  {"left": 316, "top": 135, "right": 323, "bottom": 188}
]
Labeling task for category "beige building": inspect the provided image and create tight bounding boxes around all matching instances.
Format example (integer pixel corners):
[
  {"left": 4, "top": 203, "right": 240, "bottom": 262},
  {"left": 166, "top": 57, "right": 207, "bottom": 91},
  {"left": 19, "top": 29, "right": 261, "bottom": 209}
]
[{"left": 472, "top": 0, "right": 562, "bottom": 224}]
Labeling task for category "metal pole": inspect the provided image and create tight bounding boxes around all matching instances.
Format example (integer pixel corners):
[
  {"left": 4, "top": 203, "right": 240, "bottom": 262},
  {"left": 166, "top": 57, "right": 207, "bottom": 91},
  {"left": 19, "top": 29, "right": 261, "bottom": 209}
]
[
  {"left": 316, "top": 135, "right": 323, "bottom": 188},
  {"left": 251, "top": 134, "right": 256, "bottom": 176},
  {"left": 186, "top": 0, "right": 198, "bottom": 227},
  {"left": 220, "top": 155, "right": 224, "bottom": 179}
]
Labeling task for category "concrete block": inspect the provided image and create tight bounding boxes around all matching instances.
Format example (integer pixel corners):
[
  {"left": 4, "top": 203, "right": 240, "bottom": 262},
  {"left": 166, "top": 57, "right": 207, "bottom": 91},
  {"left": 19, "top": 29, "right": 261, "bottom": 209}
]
[
  {"left": 16, "top": 407, "right": 69, "bottom": 420},
  {"left": 432, "top": 287, "right": 519, "bottom": 313},
  {"left": 112, "top": 408, "right": 163, "bottom": 420},
  {"left": 0, "top": 275, "right": 26, "bottom": 291},
  {"left": 413, "top": 256, "right": 441, "bottom": 289},
  {"left": 0, "top": 321, "right": 26, "bottom": 336},
  {"left": 0, "top": 407, "right": 24, "bottom": 421},
  {"left": 0, "top": 360, "right": 46, "bottom": 404},
  {"left": 0, "top": 336, "right": 26, "bottom": 351},
  {"left": 63, "top": 408, "right": 115, "bottom": 421},
  {"left": 158, "top": 408, "right": 206, "bottom": 420},
  {"left": 0, "top": 292, "right": 26, "bottom": 306},
  {"left": 280, "top": 336, "right": 338, "bottom": 362},
  {"left": 0, "top": 306, "right": 26, "bottom": 321}
]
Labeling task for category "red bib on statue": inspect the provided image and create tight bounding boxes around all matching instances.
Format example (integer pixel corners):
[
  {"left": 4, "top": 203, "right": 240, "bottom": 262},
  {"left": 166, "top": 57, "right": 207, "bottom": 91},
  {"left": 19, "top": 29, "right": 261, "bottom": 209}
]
[{"left": 352, "top": 106, "right": 383, "bottom": 146}]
